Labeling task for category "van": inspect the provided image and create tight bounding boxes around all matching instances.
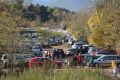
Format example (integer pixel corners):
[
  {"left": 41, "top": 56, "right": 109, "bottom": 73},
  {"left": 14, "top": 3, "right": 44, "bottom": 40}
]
[
  {"left": 93, "top": 55, "right": 120, "bottom": 68},
  {"left": 2, "top": 54, "right": 25, "bottom": 67}
]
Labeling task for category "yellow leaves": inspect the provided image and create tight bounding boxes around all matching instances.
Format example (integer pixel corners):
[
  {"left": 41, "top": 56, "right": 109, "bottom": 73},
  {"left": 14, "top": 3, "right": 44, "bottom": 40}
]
[
  {"left": 88, "top": 11, "right": 101, "bottom": 28},
  {"left": 0, "top": 11, "right": 21, "bottom": 46},
  {"left": 87, "top": 10, "right": 115, "bottom": 48},
  {"left": 88, "top": 8, "right": 120, "bottom": 49}
]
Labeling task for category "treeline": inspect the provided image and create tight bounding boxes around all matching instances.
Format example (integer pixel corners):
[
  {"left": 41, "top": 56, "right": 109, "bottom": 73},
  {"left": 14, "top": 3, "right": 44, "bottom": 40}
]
[
  {"left": 0, "top": 0, "right": 74, "bottom": 27},
  {"left": 22, "top": 3, "right": 74, "bottom": 28},
  {"left": 23, "top": 4, "right": 74, "bottom": 23}
]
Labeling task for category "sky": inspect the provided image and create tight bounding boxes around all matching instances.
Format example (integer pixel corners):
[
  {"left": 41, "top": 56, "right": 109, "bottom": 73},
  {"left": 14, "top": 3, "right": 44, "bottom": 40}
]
[{"left": 31, "top": 0, "right": 94, "bottom": 12}]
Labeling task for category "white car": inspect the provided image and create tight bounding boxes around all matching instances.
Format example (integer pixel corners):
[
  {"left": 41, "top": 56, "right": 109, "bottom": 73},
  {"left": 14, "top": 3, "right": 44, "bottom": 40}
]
[
  {"left": 81, "top": 44, "right": 98, "bottom": 54},
  {"left": 68, "top": 40, "right": 73, "bottom": 45},
  {"left": 72, "top": 43, "right": 84, "bottom": 49},
  {"left": 2, "top": 54, "right": 25, "bottom": 66}
]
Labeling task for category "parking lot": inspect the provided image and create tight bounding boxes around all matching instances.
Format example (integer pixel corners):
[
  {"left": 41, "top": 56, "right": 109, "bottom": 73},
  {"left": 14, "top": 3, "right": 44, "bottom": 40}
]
[{"left": 0, "top": 28, "right": 120, "bottom": 80}]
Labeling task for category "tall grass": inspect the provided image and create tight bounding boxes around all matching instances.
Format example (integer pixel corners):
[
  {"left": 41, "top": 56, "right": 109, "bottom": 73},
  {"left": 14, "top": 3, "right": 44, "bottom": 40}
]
[{"left": 3, "top": 67, "right": 111, "bottom": 80}]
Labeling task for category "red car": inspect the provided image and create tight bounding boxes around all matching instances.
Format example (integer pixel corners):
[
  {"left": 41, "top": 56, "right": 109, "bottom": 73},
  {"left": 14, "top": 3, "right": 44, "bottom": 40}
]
[{"left": 27, "top": 57, "right": 63, "bottom": 68}]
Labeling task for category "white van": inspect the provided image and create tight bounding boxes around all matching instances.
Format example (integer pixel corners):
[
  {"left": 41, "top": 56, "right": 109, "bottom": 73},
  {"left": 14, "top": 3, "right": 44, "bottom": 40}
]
[
  {"left": 93, "top": 55, "right": 120, "bottom": 68},
  {"left": 2, "top": 54, "right": 25, "bottom": 67}
]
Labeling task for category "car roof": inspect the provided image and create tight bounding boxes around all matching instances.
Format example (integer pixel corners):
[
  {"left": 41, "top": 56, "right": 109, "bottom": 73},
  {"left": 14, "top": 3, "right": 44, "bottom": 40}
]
[
  {"left": 95, "top": 54, "right": 120, "bottom": 61},
  {"left": 82, "top": 44, "right": 95, "bottom": 47},
  {"left": 74, "top": 43, "right": 83, "bottom": 45},
  {"left": 102, "top": 55, "right": 120, "bottom": 56},
  {"left": 97, "top": 50, "right": 116, "bottom": 55},
  {"left": 96, "top": 54, "right": 120, "bottom": 58}
]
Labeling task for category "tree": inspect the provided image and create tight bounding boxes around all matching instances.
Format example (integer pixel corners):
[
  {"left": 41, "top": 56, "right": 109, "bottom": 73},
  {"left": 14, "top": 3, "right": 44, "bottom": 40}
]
[
  {"left": 68, "top": 9, "right": 92, "bottom": 41},
  {"left": 88, "top": 0, "right": 120, "bottom": 50}
]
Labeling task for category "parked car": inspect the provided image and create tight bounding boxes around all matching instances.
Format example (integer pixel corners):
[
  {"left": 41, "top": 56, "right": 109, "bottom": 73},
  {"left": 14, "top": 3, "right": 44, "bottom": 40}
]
[
  {"left": 66, "top": 48, "right": 77, "bottom": 56},
  {"left": 55, "top": 38, "right": 62, "bottom": 44},
  {"left": 72, "top": 41, "right": 85, "bottom": 49},
  {"left": 42, "top": 42, "right": 51, "bottom": 48},
  {"left": 82, "top": 54, "right": 101, "bottom": 66},
  {"left": 82, "top": 45, "right": 98, "bottom": 54},
  {"left": 92, "top": 55, "right": 120, "bottom": 68},
  {"left": 96, "top": 50, "right": 116, "bottom": 55},
  {"left": 32, "top": 43, "right": 43, "bottom": 53},
  {"left": 68, "top": 39, "right": 74, "bottom": 45},
  {"left": 22, "top": 54, "right": 34, "bottom": 62},
  {"left": 27, "top": 57, "right": 63, "bottom": 68},
  {"left": 53, "top": 49, "right": 65, "bottom": 59},
  {"left": 50, "top": 41, "right": 58, "bottom": 46},
  {"left": 1, "top": 54, "right": 25, "bottom": 68}
]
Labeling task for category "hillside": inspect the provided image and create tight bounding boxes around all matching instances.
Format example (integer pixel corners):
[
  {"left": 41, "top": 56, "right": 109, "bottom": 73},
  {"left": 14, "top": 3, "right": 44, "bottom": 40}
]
[{"left": 22, "top": 4, "right": 75, "bottom": 28}]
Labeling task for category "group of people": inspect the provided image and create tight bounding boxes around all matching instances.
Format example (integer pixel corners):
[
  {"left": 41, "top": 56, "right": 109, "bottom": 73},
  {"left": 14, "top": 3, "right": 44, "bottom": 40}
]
[
  {"left": 70, "top": 53, "right": 97, "bottom": 68},
  {"left": 70, "top": 53, "right": 84, "bottom": 67}
]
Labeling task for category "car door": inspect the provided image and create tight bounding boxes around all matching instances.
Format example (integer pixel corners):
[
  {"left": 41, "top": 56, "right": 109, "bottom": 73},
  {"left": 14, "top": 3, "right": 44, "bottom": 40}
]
[
  {"left": 98, "top": 56, "right": 109, "bottom": 67},
  {"left": 105, "top": 56, "right": 116, "bottom": 67}
]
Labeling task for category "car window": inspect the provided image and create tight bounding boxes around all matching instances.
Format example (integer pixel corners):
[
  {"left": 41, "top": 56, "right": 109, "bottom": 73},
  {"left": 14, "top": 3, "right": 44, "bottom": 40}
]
[
  {"left": 36, "top": 58, "right": 44, "bottom": 61},
  {"left": 69, "top": 49, "right": 76, "bottom": 52},
  {"left": 33, "top": 46, "right": 40, "bottom": 49},
  {"left": 108, "top": 56, "right": 116, "bottom": 60},
  {"left": 16, "top": 55, "right": 24, "bottom": 60},
  {"left": 117, "top": 56, "right": 120, "bottom": 59},
  {"left": 3, "top": 55, "right": 7, "bottom": 59},
  {"left": 76, "top": 44, "right": 82, "bottom": 46},
  {"left": 57, "top": 49, "right": 63, "bottom": 52},
  {"left": 99, "top": 56, "right": 108, "bottom": 61}
]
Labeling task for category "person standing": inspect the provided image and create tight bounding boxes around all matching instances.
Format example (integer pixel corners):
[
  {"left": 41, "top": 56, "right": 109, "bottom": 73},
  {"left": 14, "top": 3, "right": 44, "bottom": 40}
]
[
  {"left": 89, "top": 55, "right": 96, "bottom": 68},
  {"left": 113, "top": 64, "right": 119, "bottom": 80},
  {"left": 76, "top": 53, "right": 84, "bottom": 68},
  {"left": 71, "top": 55, "right": 77, "bottom": 67}
]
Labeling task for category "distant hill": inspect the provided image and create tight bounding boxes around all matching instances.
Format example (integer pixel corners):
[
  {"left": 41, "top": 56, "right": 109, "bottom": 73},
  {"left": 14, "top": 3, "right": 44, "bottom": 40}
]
[{"left": 22, "top": 4, "right": 75, "bottom": 28}]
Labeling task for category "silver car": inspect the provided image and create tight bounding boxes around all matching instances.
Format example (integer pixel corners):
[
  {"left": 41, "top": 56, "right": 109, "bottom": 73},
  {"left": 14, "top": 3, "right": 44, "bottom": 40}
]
[{"left": 93, "top": 55, "right": 120, "bottom": 68}]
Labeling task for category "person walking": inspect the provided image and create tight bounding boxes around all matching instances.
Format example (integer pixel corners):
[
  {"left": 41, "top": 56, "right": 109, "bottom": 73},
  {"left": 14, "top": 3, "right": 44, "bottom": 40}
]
[
  {"left": 76, "top": 53, "right": 84, "bottom": 68},
  {"left": 89, "top": 55, "right": 96, "bottom": 68},
  {"left": 71, "top": 55, "right": 77, "bottom": 67},
  {"left": 113, "top": 64, "right": 119, "bottom": 80}
]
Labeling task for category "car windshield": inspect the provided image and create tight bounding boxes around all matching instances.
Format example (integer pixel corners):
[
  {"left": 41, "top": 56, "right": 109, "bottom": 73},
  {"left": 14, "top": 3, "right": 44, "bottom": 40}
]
[
  {"left": 3, "top": 55, "right": 7, "bottom": 59},
  {"left": 33, "top": 45, "right": 41, "bottom": 49},
  {"left": 16, "top": 54, "right": 24, "bottom": 60},
  {"left": 23, "top": 54, "right": 34, "bottom": 58},
  {"left": 95, "top": 56, "right": 106, "bottom": 61},
  {"left": 69, "top": 49, "right": 76, "bottom": 52},
  {"left": 57, "top": 49, "right": 63, "bottom": 52},
  {"left": 76, "top": 44, "right": 82, "bottom": 46}
]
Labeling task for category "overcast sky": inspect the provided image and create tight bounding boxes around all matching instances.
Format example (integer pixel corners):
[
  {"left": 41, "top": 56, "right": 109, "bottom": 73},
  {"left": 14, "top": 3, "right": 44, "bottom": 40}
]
[{"left": 31, "top": 0, "right": 94, "bottom": 12}]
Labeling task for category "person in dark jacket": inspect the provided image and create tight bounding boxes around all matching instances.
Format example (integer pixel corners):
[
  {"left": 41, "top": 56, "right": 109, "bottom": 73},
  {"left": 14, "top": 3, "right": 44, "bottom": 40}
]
[
  {"left": 89, "top": 55, "right": 96, "bottom": 68},
  {"left": 71, "top": 55, "right": 77, "bottom": 67}
]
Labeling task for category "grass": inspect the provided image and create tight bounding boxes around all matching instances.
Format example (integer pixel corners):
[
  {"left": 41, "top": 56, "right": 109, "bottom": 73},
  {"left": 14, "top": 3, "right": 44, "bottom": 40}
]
[{"left": 3, "top": 67, "right": 111, "bottom": 80}]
